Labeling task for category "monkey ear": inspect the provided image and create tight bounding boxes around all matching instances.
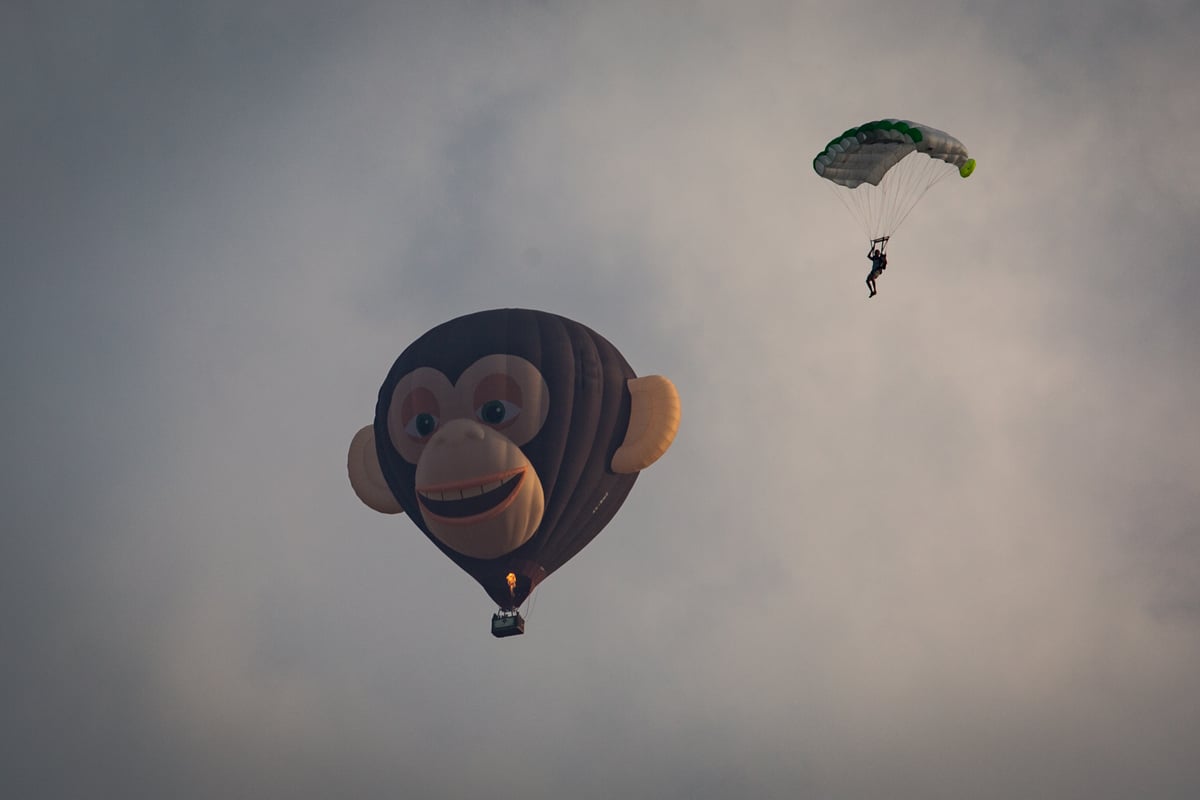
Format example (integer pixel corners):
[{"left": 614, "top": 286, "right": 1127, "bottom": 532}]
[
  {"left": 611, "top": 375, "right": 681, "bottom": 474},
  {"left": 348, "top": 425, "right": 405, "bottom": 514}
]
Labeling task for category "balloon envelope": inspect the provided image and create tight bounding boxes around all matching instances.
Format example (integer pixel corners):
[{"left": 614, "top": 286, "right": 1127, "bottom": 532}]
[{"left": 373, "top": 309, "right": 645, "bottom": 609}]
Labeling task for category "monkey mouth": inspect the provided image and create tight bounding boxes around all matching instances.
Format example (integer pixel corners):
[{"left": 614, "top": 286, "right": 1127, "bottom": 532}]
[{"left": 417, "top": 468, "right": 526, "bottom": 525}]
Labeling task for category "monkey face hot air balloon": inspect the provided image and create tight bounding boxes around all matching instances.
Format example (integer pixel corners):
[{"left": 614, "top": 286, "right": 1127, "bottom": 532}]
[{"left": 348, "top": 309, "right": 680, "bottom": 635}]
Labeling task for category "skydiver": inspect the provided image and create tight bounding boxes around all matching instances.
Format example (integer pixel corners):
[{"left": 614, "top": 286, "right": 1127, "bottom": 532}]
[{"left": 866, "top": 244, "right": 886, "bottom": 298}]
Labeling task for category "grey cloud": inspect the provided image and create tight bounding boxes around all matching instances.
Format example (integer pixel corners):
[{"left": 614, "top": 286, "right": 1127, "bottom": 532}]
[{"left": 4, "top": 1, "right": 1199, "bottom": 798}]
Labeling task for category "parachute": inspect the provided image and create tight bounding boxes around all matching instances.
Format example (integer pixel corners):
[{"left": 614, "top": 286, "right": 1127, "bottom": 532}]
[{"left": 813, "top": 119, "right": 975, "bottom": 242}]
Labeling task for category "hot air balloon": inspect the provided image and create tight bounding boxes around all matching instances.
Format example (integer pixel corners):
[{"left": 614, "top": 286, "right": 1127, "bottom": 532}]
[{"left": 348, "top": 309, "right": 680, "bottom": 636}]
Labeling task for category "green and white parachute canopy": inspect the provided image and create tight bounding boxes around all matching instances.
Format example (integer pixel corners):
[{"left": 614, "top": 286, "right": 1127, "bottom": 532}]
[{"left": 813, "top": 119, "right": 975, "bottom": 241}]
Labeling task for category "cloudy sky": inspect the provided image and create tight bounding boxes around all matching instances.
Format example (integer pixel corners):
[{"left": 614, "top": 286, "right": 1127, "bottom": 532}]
[{"left": 4, "top": 1, "right": 1199, "bottom": 797}]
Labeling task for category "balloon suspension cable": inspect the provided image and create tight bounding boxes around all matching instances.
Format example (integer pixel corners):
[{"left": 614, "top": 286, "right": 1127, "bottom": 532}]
[{"left": 523, "top": 585, "right": 539, "bottom": 620}]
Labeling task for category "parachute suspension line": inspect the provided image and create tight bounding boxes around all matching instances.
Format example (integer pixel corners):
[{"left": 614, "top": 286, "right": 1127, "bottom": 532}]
[
  {"left": 824, "top": 181, "right": 869, "bottom": 241},
  {"left": 882, "top": 153, "right": 926, "bottom": 234},
  {"left": 824, "top": 153, "right": 959, "bottom": 243},
  {"left": 879, "top": 153, "right": 921, "bottom": 236},
  {"left": 889, "top": 157, "right": 957, "bottom": 233},
  {"left": 874, "top": 152, "right": 959, "bottom": 237},
  {"left": 858, "top": 180, "right": 880, "bottom": 236},
  {"left": 858, "top": 179, "right": 885, "bottom": 238}
]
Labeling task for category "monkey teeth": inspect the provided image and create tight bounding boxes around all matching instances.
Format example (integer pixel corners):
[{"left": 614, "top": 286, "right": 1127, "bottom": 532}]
[
  {"left": 419, "top": 478, "right": 506, "bottom": 503},
  {"left": 416, "top": 469, "right": 525, "bottom": 524}
]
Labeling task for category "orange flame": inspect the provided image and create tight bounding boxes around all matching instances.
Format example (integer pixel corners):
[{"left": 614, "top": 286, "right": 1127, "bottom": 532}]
[{"left": 506, "top": 572, "right": 517, "bottom": 596}]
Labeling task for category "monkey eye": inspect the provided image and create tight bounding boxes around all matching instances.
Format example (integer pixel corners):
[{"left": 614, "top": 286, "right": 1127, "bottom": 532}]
[
  {"left": 405, "top": 412, "right": 439, "bottom": 439},
  {"left": 476, "top": 399, "right": 520, "bottom": 427}
]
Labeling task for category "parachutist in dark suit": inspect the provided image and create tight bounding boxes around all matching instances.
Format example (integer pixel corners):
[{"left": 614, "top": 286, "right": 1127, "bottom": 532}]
[{"left": 866, "top": 245, "right": 887, "bottom": 297}]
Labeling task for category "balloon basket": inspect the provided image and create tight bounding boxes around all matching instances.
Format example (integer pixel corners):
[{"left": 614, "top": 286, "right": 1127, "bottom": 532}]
[{"left": 491, "top": 611, "right": 525, "bottom": 638}]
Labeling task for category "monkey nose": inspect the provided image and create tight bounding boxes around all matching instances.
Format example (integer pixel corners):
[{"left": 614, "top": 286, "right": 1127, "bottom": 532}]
[{"left": 431, "top": 418, "right": 487, "bottom": 445}]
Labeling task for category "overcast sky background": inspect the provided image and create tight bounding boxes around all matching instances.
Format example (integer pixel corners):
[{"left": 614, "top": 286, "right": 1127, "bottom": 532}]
[{"left": 4, "top": 1, "right": 1199, "bottom": 798}]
